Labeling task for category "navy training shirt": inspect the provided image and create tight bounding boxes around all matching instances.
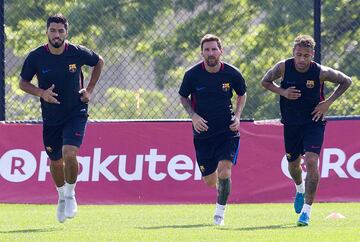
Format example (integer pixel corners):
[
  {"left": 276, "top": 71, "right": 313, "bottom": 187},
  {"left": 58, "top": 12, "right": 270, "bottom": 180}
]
[
  {"left": 179, "top": 62, "right": 247, "bottom": 139},
  {"left": 20, "top": 42, "right": 100, "bottom": 125},
  {"left": 280, "top": 58, "right": 323, "bottom": 125}
]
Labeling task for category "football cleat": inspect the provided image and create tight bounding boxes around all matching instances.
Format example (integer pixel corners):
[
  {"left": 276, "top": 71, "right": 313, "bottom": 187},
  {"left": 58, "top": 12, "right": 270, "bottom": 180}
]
[
  {"left": 294, "top": 192, "right": 305, "bottom": 214},
  {"left": 65, "top": 195, "right": 78, "bottom": 219},
  {"left": 297, "top": 212, "right": 310, "bottom": 226},
  {"left": 214, "top": 215, "right": 225, "bottom": 226},
  {"left": 57, "top": 199, "right": 66, "bottom": 223}
]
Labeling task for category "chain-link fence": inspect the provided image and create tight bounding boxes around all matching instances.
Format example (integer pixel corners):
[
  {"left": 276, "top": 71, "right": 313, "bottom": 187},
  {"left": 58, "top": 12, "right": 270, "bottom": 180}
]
[{"left": 3, "top": 0, "right": 359, "bottom": 121}]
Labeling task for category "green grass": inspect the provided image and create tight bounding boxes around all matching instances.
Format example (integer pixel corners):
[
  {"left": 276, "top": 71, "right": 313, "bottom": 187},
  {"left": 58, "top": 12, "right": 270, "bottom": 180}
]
[{"left": 0, "top": 203, "right": 359, "bottom": 242}]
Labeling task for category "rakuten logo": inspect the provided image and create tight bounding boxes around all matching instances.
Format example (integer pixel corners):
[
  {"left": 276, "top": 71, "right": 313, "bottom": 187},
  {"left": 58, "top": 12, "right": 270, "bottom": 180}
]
[
  {"left": 281, "top": 148, "right": 360, "bottom": 179},
  {"left": 0, "top": 148, "right": 202, "bottom": 182}
]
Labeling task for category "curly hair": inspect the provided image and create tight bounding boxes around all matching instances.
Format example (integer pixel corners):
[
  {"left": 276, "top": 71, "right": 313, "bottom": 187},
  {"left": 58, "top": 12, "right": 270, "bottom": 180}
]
[{"left": 293, "top": 34, "right": 315, "bottom": 49}]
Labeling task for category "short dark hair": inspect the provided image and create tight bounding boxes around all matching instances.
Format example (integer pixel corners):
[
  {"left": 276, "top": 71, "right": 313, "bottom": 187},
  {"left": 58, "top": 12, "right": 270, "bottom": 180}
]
[
  {"left": 200, "top": 34, "right": 222, "bottom": 50},
  {"left": 47, "top": 13, "right": 68, "bottom": 30},
  {"left": 293, "top": 34, "right": 315, "bottom": 49}
]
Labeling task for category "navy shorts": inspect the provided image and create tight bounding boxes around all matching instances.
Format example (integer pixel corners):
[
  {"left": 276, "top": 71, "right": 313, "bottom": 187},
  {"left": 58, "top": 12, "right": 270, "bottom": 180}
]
[
  {"left": 194, "top": 132, "right": 240, "bottom": 176},
  {"left": 43, "top": 114, "right": 88, "bottom": 161},
  {"left": 284, "top": 121, "right": 326, "bottom": 162}
]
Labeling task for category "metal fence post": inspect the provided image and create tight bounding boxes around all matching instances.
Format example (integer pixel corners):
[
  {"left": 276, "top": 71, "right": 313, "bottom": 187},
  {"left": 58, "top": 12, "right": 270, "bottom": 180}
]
[
  {"left": 314, "top": 0, "right": 321, "bottom": 64},
  {"left": 0, "top": 0, "right": 4, "bottom": 121}
]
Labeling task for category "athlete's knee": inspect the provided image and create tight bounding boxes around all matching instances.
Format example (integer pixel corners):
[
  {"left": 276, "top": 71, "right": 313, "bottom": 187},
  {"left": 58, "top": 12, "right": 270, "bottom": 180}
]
[
  {"left": 62, "top": 149, "right": 77, "bottom": 162},
  {"left": 218, "top": 169, "right": 231, "bottom": 179},
  {"left": 204, "top": 179, "right": 216, "bottom": 187},
  {"left": 217, "top": 161, "right": 232, "bottom": 179},
  {"left": 305, "top": 153, "right": 319, "bottom": 171},
  {"left": 51, "top": 159, "right": 64, "bottom": 168},
  {"left": 203, "top": 174, "right": 217, "bottom": 187},
  {"left": 62, "top": 145, "right": 79, "bottom": 162}
]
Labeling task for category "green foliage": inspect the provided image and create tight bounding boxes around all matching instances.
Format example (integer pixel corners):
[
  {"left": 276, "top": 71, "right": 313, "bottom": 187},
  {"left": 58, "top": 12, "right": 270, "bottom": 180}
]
[
  {"left": 327, "top": 76, "right": 360, "bottom": 116},
  {"left": 4, "top": 0, "right": 359, "bottom": 121},
  {"left": 90, "top": 88, "right": 168, "bottom": 119},
  {"left": 5, "top": 75, "right": 41, "bottom": 121},
  {"left": 6, "top": 19, "right": 45, "bottom": 56}
]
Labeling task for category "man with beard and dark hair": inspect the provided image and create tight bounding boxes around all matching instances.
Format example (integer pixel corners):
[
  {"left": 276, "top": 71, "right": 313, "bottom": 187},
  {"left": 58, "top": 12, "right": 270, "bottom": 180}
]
[
  {"left": 19, "top": 13, "right": 104, "bottom": 223},
  {"left": 179, "top": 34, "right": 247, "bottom": 226},
  {"left": 261, "top": 34, "right": 351, "bottom": 226}
]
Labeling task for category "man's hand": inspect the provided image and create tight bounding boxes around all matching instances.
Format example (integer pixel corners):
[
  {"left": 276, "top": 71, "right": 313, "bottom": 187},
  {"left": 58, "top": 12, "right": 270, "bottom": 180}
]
[
  {"left": 229, "top": 116, "right": 240, "bottom": 132},
  {"left": 281, "top": 86, "right": 301, "bottom": 100},
  {"left": 191, "top": 113, "right": 208, "bottom": 133},
  {"left": 79, "top": 88, "right": 91, "bottom": 103},
  {"left": 312, "top": 100, "right": 331, "bottom": 122},
  {"left": 41, "top": 84, "right": 60, "bottom": 104}
]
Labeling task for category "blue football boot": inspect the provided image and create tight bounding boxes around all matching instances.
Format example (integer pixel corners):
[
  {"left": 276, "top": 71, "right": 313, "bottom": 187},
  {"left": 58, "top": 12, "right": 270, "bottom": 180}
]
[
  {"left": 294, "top": 192, "right": 304, "bottom": 214},
  {"left": 297, "top": 212, "right": 309, "bottom": 226}
]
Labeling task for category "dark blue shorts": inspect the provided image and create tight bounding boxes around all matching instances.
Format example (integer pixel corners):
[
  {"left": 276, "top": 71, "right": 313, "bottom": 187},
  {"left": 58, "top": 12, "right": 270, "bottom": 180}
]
[
  {"left": 284, "top": 121, "right": 326, "bottom": 162},
  {"left": 43, "top": 114, "right": 88, "bottom": 161},
  {"left": 194, "top": 133, "right": 240, "bottom": 176}
]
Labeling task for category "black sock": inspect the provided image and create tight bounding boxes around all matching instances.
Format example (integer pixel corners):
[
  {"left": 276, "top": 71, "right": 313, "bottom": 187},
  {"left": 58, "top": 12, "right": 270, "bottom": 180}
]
[{"left": 217, "top": 177, "right": 231, "bottom": 205}]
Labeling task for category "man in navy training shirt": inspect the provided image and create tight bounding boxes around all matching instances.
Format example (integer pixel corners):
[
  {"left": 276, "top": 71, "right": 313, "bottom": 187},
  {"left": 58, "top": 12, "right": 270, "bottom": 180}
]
[
  {"left": 19, "top": 13, "right": 104, "bottom": 223},
  {"left": 179, "top": 34, "right": 247, "bottom": 226},
  {"left": 261, "top": 34, "right": 351, "bottom": 226}
]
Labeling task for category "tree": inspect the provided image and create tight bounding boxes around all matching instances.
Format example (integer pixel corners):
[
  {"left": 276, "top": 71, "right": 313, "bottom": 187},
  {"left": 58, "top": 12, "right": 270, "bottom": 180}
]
[{"left": 4, "top": 0, "right": 359, "bottom": 121}]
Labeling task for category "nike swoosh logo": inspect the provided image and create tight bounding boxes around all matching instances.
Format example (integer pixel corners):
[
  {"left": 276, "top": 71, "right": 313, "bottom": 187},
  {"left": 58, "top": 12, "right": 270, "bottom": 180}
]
[
  {"left": 42, "top": 69, "right": 52, "bottom": 74},
  {"left": 196, "top": 87, "right": 206, "bottom": 91}
]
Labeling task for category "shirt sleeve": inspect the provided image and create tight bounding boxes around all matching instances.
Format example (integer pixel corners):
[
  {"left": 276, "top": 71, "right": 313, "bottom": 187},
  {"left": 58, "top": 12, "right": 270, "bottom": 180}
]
[
  {"left": 20, "top": 53, "right": 37, "bottom": 82},
  {"left": 78, "top": 45, "right": 100, "bottom": 67},
  {"left": 178, "top": 71, "right": 193, "bottom": 98},
  {"left": 233, "top": 71, "right": 247, "bottom": 96}
]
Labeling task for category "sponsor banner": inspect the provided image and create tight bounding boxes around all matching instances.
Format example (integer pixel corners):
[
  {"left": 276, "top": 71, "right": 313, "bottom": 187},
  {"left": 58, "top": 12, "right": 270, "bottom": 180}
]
[{"left": 0, "top": 120, "right": 359, "bottom": 204}]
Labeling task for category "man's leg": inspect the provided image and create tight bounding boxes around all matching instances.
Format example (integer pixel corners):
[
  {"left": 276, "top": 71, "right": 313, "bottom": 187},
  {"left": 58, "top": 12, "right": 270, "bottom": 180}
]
[
  {"left": 63, "top": 145, "right": 79, "bottom": 184},
  {"left": 297, "top": 121, "right": 324, "bottom": 226},
  {"left": 288, "top": 156, "right": 302, "bottom": 185},
  {"left": 297, "top": 152, "right": 320, "bottom": 226},
  {"left": 50, "top": 158, "right": 65, "bottom": 187},
  {"left": 213, "top": 160, "right": 232, "bottom": 226},
  {"left": 203, "top": 172, "right": 217, "bottom": 187},
  {"left": 61, "top": 113, "right": 87, "bottom": 219},
  {"left": 63, "top": 145, "right": 79, "bottom": 219},
  {"left": 217, "top": 160, "right": 232, "bottom": 205},
  {"left": 304, "top": 152, "right": 319, "bottom": 205},
  {"left": 288, "top": 156, "right": 305, "bottom": 214},
  {"left": 201, "top": 160, "right": 232, "bottom": 205},
  {"left": 50, "top": 158, "right": 66, "bottom": 223},
  {"left": 284, "top": 124, "right": 305, "bottom": 214},
  {"left": 43, "top": 123, "right": 67, "bottom": 223}
]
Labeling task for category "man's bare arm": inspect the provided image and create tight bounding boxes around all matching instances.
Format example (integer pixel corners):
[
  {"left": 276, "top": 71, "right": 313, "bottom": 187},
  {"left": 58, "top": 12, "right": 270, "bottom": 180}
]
[
  {"left": 19, "top": 79, "right": 44, "bottom": 98},
  {"left": 179, "top": 95, "right": 208, "bottom": 133},
  {"left": 80, "top": 56, "right": 105, "bottom": 103},
  {"left": 261, "top": 61, "right": 285, "bottom": 95},
  {"left": 261, "top": 61, "right": 301, "bottom": 100},
  {"left": 180, "top": 95, "right": 195, "bottom": 117},
  {"left": 85, "top": 56, "right": 104, "bottom": 94},
  {"left": 234, "top": 93, "right": 247, "bottom": 119},
  {"left": 19, "top": 79, "right": 60, "bottom": 104},
  {"left": 320, "top": 66, "right": 352, "bottom": 104},
  {"left": 311, "top": 66, "right": 352, "bottom": 121},
  {"left": 229, "top": 93, "right": 247, "bottom": 132}
]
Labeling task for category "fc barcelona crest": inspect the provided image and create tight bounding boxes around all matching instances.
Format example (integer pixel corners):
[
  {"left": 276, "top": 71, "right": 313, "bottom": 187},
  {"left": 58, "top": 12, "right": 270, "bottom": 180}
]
[
  {"left": 306, "top": 80, "right": 315, "bottom": 88},
  {"left": 222, "top": 83, "right": 230, "bottom": 92},
  {"left": 69, "top": 64, "right": 77, "bottom": 73}
]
